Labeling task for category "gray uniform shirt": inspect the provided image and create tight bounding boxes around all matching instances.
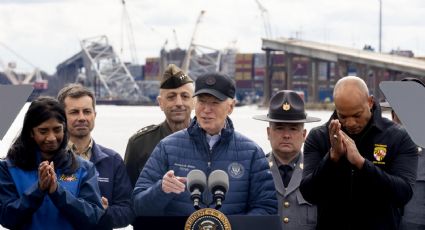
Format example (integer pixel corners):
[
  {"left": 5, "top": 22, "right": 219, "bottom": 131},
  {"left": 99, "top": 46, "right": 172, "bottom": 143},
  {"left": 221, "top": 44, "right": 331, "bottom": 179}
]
[{"left": 268, "top": 152, "right": 317, "bottom": 230}]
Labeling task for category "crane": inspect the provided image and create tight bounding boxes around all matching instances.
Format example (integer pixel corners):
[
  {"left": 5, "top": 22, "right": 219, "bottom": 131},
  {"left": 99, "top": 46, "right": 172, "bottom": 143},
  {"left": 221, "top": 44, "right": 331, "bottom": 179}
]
[
  {"left": 173, "top": 29, "right": 180, "bottom": 49},
  {"left": 254, "top": 0, "right": 272, "bottom": 38},
  {"left": 120, "top": 0, "right": 138, "bottom": 64},
  {"left": 182, "top": 10, "right": 206, "bottom": 72},
  {"left": 0, "top": 41, "right": 47, "bottom": 90}
]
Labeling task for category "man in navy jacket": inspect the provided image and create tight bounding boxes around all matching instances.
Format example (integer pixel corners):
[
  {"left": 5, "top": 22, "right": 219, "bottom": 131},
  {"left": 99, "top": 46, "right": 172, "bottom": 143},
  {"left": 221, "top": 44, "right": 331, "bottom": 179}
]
[
  {"left": 133, "top": 73, "right": 277, "bottom": 216},
  {"left": 58, "top": 84, "right": 134, "bottom": 229},
  {"left": 300, "top": 76, "right": 417, "bottom": 230}
]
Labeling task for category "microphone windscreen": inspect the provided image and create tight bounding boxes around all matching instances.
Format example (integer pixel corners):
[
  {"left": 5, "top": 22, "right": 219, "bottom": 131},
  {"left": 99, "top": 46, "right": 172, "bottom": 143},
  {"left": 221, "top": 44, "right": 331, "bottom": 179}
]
[
  {"left": 208, "top": 170, "right": 229, "bottom": 192},
  {"left": 187, "top": 169, "right": 207, "bottom": 192}
]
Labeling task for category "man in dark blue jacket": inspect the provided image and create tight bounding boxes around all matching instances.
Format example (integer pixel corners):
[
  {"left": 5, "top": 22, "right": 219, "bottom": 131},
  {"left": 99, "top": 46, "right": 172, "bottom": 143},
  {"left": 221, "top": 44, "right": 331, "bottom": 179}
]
[
  {"left": 58, "top": 84, "right": 134, "bottom": 229},
  {"left": 300, "top": 76, "right": 418, "bottom": 230},
  {"left": 133, "top": 73, "right": 277, "bottom": 216}
]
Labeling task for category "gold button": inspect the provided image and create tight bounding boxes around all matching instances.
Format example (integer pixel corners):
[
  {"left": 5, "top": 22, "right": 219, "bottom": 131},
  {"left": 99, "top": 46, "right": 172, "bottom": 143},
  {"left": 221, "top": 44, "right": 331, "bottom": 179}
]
[
  {"left": 283, "top": 217, "right": 289, "bottom": 223},
  {"left": 283, "top": 201, "right": 290, "bottom": 208}
]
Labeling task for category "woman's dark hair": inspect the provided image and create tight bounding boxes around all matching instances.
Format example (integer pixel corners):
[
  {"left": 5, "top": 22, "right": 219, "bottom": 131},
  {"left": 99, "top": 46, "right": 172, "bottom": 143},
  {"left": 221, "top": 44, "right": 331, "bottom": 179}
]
[{"left": 7, "top": 96, "right": 78, "bottom": 172}]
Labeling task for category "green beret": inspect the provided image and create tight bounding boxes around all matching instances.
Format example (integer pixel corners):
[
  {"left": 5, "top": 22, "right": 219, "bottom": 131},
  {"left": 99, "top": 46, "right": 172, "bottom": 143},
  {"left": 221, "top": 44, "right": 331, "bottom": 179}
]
[{"left": 160, "top": 64, "right": 193, "bottom": 89}]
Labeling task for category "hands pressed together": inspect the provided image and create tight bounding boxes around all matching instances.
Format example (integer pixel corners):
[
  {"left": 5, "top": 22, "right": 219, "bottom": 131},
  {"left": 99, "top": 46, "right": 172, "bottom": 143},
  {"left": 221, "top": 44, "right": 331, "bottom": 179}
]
[
  {"left": 38, "top": 161, "right": 58, "bottom": 194},
  {"left": 329, "top": 119, "right": 365, "bottom": 169},
  {"left": 161, "top": 170, "right": 187, "bottom": 194},
  {"left": 101, "top": 196, "right": 109, "bottom": 209}
]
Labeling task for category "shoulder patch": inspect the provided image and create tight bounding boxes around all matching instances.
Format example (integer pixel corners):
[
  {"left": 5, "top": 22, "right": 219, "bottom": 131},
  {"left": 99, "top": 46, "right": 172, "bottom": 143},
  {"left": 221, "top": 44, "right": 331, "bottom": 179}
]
[{"left": 134, "top": 124, "right": 159, "bottom": 137}]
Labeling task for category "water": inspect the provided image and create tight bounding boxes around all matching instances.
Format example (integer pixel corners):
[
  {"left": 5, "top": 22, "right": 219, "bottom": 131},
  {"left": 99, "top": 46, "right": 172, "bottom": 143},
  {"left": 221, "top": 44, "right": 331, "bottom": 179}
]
[{"left": 1, "top": 104, "right": 338, "bottom": 157}]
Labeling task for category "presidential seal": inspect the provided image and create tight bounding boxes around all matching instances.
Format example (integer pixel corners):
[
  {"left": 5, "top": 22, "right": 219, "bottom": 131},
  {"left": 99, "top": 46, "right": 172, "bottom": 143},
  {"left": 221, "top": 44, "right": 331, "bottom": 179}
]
[
  {"left": 185, "top": 208, "right": 231, "bottom": 230},
  {"left": 227, "top": 162, "right": 244, "bottom": 179}
]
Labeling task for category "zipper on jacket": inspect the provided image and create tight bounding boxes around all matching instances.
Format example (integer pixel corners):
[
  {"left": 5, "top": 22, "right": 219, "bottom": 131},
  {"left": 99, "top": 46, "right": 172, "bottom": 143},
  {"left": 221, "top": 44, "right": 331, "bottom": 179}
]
[
  {"left": 204, "top": 147, "right": 213, "bottom": 208},
  {"left": 207, "top": 148, "right": 212, "bottom": 171}
]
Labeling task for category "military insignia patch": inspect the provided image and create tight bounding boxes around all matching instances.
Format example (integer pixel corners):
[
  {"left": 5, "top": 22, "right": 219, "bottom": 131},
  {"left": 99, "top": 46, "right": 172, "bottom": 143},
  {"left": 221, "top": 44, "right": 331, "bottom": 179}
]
[
  {"left": 373, "top": 144, "right": 387, "bottom": 162},
  {"left": 227, "top": 162, "right": 244, "bottom": 179},
  {"left": 59, "top": 174, "right": 77, "bottom": 182},
  {"left": 179, "top": 74, "right": 187, "bottom": 80}
]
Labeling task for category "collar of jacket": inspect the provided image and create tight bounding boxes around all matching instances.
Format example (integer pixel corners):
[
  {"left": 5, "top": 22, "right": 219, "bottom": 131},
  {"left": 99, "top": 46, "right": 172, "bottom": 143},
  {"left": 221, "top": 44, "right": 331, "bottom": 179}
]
[
  {"left": 188, "top": 116, "right": 234, "bottom": 143},
  {"left": 90, "top": 140, "right": 109, "bottom": 165}
]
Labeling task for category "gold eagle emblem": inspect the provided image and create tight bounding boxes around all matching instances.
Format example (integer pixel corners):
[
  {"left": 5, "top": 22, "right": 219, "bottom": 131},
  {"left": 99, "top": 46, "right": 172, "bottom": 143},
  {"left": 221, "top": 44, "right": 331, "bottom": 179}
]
[{"left": 282, "top": 102, "right": 291, "bottom": 111}]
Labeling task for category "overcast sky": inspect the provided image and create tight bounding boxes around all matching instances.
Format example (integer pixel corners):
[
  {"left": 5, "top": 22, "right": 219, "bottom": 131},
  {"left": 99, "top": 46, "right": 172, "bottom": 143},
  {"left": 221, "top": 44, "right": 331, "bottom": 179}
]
[{"left": 0, "top": 0, "right": 424, "bottom": 74}]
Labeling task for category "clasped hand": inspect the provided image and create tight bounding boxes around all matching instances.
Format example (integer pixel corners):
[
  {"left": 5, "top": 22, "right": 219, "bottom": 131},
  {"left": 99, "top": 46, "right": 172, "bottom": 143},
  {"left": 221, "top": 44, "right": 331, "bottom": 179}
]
[
  {"left": 329, "top": 119, "right": 365, "bottom": 169},
  {"left": 38, "top": 161, "right": 58, "bottom": 194}
]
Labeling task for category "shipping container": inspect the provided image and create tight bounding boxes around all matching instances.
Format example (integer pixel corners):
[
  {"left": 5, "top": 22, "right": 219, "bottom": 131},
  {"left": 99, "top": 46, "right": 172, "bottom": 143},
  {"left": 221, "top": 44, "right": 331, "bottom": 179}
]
[
  {"left": 220, "top": 51, "right": 237, "bottom": 78},
  {"left": 272, "top": 54, "right": 285, "bottom": 67},
  {"left": 235, "top": 79, "right": 253, "bottom": 89},
  {"left": 235, "top": 53, "right": 254, "bottom": 80},
  {"left": 145, "top": 57, "right": 160, "bottom": 80},
  {"left": 318, "top": 88, "right": 333, "bottom": 102}
]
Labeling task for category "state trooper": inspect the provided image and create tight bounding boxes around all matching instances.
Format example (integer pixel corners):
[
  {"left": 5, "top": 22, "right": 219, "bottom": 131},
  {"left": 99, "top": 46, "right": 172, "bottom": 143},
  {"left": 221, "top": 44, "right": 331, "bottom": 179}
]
[{"left": 254, "top": 90, "right": 320, "bottom": 230}]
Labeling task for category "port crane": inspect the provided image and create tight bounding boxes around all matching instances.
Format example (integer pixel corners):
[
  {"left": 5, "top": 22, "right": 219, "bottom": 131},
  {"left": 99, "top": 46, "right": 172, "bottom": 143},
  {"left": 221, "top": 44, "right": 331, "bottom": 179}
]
[
  {"left": 0, "top": 42, "right": 47, "bottom": 91},
  {"left": 120, "top": 0, "right": 138, "bottom": 64},
  {"left": 255, "top": 0, "right": 273, "bottom": 38},
  {"left": 182, "top": 10, "right": 222, "bottom": 78},
  {"left": 173, "top": 29, "right": 180, "bottom": 49}
]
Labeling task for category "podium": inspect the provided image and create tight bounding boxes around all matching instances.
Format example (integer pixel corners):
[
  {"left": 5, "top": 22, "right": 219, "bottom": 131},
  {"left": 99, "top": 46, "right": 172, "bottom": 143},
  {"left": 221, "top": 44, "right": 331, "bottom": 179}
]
[{"left": 132, "top": 215, "right": 282, "bottom": 230}]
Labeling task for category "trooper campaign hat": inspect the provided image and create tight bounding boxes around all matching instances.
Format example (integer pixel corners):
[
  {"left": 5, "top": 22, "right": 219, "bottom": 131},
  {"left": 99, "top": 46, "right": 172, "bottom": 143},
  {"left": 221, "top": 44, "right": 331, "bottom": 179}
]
[
  {"left": 160, "top": 64, "right": 193, "bottom": 89},
  {"left": 193, "top": 73, "right": 235, "bottom": 101},
  {"left": 253, "top": 90, "right": 321, "bottom": 123}
]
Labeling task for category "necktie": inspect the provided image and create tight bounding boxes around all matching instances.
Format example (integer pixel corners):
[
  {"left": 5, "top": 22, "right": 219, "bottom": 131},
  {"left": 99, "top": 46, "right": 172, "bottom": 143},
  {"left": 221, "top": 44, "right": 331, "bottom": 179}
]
[{"left": 279, "top": 165, "right": 292, "bottom": 187}]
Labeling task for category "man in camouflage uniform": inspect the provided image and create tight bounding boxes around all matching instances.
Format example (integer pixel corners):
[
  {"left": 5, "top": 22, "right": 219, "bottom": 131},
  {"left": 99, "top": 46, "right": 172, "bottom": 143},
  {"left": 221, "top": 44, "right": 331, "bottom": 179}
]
[{"left": 124, "top": 64, "right": 194, "bottom": 186}]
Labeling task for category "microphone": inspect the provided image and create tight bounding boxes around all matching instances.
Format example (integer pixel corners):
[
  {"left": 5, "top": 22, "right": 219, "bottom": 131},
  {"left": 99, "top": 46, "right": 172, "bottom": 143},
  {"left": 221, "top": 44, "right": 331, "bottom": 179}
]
[
  {"left": 187, "top": 169, "right": 207, "bottom": 210},
  {"left": 208, "top": 170, "right": 229, "bottom": 210}
]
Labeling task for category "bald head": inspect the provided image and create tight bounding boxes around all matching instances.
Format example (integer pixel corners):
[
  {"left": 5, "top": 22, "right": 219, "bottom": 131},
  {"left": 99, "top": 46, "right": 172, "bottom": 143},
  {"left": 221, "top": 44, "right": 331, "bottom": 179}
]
[
  {"left": 334, "top": 76, "right": 369, "bottom": 100},
  {"left": 333, "top": 76, "right": 374, "bottom": 135}
]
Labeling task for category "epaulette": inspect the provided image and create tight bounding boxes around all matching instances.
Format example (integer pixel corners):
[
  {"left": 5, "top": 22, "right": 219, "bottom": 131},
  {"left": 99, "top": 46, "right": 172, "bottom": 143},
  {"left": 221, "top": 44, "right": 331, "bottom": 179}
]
[
  {"left": 131, "top": 124, "right": 160, "bottom": 140},
  {"left": 136, "top": 124, "right": 159, "bottom": 135}
]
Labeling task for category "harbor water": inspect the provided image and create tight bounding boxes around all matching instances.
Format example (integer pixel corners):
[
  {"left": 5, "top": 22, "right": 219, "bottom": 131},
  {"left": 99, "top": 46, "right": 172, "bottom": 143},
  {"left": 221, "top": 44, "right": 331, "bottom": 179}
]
[
  {"left": 1, "top": 104, "right": 392, "bottom": 158},
  {"left": 1, "top": 104, "right": 337, "bottom": 158}
]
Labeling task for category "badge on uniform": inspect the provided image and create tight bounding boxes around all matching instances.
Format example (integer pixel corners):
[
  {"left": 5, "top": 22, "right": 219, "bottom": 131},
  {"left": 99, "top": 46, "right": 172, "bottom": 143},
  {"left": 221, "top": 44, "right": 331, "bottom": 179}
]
[
  {"left": 59, "top": 174, "right": 77, "bottom": 182},
  {"left": 282, "top": 102, "right": 291, "bottom": 111},
  {"left": 373, "top": 144, "right": 387, "bottom": 164}
]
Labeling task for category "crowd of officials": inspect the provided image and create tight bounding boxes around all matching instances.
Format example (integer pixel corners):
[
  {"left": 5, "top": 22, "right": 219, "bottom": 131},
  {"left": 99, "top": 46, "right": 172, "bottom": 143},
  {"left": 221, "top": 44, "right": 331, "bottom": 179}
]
[{"left": 0, "top": 64, "right": 422, "bottom": 230}]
